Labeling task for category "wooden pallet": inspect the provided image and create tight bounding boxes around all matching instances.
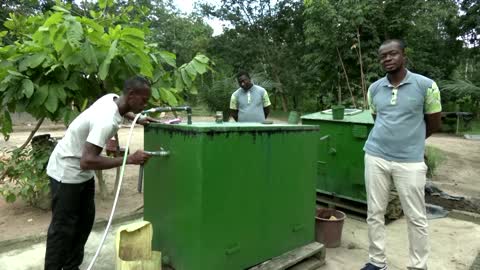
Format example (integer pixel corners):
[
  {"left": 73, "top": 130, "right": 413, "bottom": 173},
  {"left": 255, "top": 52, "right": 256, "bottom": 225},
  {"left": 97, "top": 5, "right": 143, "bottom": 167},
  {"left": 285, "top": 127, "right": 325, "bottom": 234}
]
[
  {"left": 316, "top": 193, "right": 367, "bottom": 216},
  {"left": 248, "top": 242, "right": 326, "bottom": 270}
]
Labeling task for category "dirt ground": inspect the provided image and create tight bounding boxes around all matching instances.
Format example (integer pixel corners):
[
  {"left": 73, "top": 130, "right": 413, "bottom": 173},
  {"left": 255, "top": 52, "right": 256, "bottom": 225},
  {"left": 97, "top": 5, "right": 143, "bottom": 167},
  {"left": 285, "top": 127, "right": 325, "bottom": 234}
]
[
  {"left": 0, "top": 116, "right": 479, "bottom": 267},
  {"left": 1, "top": 216, "right": 479, "bottom": 270},
  {"left": 426, "top": 134, "right": 480, "bottom": 198},
  {"left": 425, "top": 134, "right": 480, "bottom": 214},
  {"left": 0, "top": 126, "right": 146, "bottom": 243}
]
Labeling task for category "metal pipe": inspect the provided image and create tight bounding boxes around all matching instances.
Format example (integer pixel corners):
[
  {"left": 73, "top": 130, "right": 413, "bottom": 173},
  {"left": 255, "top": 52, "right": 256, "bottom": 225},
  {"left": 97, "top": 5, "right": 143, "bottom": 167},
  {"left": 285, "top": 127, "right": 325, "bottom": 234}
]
[
  {"left": 137, "top": 148, "right": 170, "bottom": 193},
  {"left": 144, "top": 149, "right": 170, "bottom": 156},
  {"left": 137, "top": 165, "right": 144, "bottom": 193},
  {"left": 142, "top": 106, "right": 192, "bottom": 124}
]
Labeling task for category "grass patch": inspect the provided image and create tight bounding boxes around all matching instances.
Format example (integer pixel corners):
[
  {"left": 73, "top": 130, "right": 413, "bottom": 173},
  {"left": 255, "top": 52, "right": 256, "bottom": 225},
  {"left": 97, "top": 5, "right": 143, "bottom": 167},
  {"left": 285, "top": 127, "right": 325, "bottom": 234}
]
[
  {"left": 425, "top": 145, "right": 447, "bottom": 178},
  {"left": 468, "top": 119, "right": 480, "bottom": 135}
]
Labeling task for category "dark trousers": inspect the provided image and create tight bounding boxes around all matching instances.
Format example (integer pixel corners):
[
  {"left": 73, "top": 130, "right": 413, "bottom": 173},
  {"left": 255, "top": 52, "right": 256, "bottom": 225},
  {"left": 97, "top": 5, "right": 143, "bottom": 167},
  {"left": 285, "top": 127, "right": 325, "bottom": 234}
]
[{"left": 44, "top": 177, "right": 95, "bottom": 270}]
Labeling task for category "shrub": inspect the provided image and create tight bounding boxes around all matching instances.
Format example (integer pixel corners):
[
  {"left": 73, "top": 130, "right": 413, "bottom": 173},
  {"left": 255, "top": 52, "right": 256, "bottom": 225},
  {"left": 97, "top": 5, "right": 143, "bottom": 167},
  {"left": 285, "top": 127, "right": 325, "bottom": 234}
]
[
  {"left": 0, "top": 135, "right": 55, "bottom": 209},
  {"left": 425, "top": 145, "right": 446, "bottom": 178}
]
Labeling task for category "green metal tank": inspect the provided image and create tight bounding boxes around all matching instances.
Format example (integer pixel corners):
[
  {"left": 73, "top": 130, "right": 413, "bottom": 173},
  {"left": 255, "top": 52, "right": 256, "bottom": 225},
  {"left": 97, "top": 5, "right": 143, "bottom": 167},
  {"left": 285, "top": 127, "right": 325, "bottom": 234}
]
[
  {"left": 143, "top": 122, "right": 319, "bottom": 270},
  {"left": 301, "top": 109, "right": 374, "bottom": 203}
]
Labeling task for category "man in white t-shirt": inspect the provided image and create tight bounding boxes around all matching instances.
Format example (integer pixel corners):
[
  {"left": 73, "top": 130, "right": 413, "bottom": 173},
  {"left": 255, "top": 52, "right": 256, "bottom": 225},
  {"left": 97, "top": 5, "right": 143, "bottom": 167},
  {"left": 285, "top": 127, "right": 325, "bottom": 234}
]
[{"left": 44, "top": 76, "right": 153, "bottom": 270}]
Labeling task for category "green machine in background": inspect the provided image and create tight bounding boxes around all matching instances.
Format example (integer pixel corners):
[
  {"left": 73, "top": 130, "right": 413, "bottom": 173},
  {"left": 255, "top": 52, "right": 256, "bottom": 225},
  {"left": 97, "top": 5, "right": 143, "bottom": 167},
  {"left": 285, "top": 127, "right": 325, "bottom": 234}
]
[
  {"left": 301, "top": 109, "right": 374, "bottom": 203},
  {"left": 143, "top": 122, "right": 319, "bottom": 270}
]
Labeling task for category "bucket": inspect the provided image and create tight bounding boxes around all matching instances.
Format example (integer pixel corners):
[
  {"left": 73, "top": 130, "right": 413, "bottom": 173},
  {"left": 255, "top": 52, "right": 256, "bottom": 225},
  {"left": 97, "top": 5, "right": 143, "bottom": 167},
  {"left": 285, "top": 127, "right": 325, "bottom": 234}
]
[
  {"left": 288, "top": 111, "right": 300, "bottom": 124},
  {"left": 331, "top": 105, "right": 345, "bottom": 120},
  {"left": 315, "top": 208, "right": 346, "bottom": 248}
]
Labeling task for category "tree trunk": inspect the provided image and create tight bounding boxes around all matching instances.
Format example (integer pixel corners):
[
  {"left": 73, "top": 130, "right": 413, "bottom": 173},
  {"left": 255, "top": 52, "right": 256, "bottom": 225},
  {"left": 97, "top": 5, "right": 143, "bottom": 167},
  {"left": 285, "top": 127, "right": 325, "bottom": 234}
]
[
  {"left": 357, "top": 28, "right": 367, "bottom": 109},
  {"left": 272, "top": 71, "right": 288, "bottom": 112},
  {"left": 281, "top": 93, "right": 288, "bottom": 112},
  {"left": 336, "top": 47, "right": 356, "bottom": 107},
  {"left": 19, "top": 117, "right": 45, "bottom": 150}
]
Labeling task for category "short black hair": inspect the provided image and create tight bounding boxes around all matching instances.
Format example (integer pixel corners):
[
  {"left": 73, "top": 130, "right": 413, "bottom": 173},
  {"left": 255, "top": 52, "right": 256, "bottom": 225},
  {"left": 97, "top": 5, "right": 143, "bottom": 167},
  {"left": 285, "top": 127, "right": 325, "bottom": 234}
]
[
  {"left": 123, "top": 76, "right": 151, "bottom": 94},
  {"left": 381, "top": 39, "right": 407, "bottom": 51},
  {"left": 236, "top": 70, "right": 250, "bottom": 80}
]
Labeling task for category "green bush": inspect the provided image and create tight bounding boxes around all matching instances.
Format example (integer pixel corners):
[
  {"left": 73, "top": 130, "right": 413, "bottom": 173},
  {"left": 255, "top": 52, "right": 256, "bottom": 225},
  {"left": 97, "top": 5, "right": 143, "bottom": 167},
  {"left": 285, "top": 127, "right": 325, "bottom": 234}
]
[
  {"left": 200, "top": 75, "right": 236, "bottom": 118},
  {"left": 425, "top": 146, "right": 446, "bottom": 178},
  {"left": 0, "top": 136, "right": 54, "bottom": 209}
]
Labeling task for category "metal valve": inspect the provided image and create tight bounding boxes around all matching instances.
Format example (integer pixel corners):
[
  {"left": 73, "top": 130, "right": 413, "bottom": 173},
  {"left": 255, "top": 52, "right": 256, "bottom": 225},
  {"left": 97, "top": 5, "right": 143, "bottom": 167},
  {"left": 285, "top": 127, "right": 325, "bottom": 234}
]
[
  {"left": 144, "top": 148, "right": 170, "bottom": 157},
  {"left": 138, "top": 148, "right": 170, "bottom": 193}
]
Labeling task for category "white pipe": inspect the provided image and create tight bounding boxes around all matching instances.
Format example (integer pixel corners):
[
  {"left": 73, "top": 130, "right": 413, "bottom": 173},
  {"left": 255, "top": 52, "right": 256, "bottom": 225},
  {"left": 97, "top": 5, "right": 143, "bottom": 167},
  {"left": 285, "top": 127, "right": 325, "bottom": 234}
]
[{"left": 86, "top": 113, "right": 142, "bottom": 270}]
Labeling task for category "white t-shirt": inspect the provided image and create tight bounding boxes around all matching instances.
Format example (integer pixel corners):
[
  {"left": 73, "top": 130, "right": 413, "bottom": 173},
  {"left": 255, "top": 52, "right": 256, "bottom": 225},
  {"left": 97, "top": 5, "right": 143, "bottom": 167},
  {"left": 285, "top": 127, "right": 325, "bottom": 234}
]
[{"left": 47, "top": 94, "right": 123, "bottom": 184}]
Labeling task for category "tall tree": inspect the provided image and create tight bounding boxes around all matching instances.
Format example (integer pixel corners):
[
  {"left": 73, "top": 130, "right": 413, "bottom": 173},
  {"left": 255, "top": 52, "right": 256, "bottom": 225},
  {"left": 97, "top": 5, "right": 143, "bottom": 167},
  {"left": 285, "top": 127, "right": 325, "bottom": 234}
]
[
  {"left": 0, "top": 0, "right": 56, "bottom": 43},
  {"left": 440, "top": 1, "right": 480, "bottom": 115},
  {"left": 0, "top": 2, "right": 211, "bottom": 139},
  {"left": 303, "top": 0, "right": 462, "bottom": 108},
  {"left": 201, "top": 0, "right": 306, "bottom": 111},
  {"left": 458, "top": 0, "right": 479, "bottom": 48}
]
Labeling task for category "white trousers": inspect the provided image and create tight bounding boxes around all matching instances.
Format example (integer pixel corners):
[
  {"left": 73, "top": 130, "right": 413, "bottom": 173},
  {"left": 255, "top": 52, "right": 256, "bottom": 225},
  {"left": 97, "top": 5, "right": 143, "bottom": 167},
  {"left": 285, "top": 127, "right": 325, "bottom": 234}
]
[{"left": 365, "top": 153, "right": 429, "bottom": 270}]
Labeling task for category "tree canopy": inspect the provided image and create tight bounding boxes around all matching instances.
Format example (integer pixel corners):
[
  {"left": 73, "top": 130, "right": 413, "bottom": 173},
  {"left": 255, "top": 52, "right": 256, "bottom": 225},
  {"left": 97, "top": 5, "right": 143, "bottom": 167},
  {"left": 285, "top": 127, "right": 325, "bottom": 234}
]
[
  {"left": 1, "top": 0, "right": 479, "bottom": 139},
  {"left": 0, "top": 0, "right": 212, "bottom": 139},
  {"left": 200, "top": 0, "right": 478, "bottom": 113}
]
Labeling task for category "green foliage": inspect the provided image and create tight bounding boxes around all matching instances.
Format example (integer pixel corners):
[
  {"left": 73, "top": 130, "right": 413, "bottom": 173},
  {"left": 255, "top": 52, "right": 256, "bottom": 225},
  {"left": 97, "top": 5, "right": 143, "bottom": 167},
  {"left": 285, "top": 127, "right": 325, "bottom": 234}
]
[
  {"left": 148, "top": 6, "right": 213, "bottom": 65},
  {"left": 470, "top": 119, "right": 480, "bottom": 135},
  {"left": 0, "top": 0, "right": 56, "bottom": 34},
  {"left": 0, "top": 141, "right": 53, "bottom": 207},
  {"left": 201, "top": 0, "right": 471, "bottom": 112},
  {"left": 201, "top": 74, "right": 237, "bottom": 114},
  {"left": 0, "top": 3, "right": 212, "bottom": 139},
  {"left": 425, "top": 145, "right": 446, "bottom": 178},
  {"left": 442, "top": 79, "right": 480, "bottom": 99},
  {"left": 0, "top": 2, "right": 213, "bottom": 208},
  {"left": 304, "top": 0, "right": 463, "bottom": 110},
  {"left": 0, "top": 111, "right": 12, "bottom": 140},
  {"left": 458, "top": 0, "right": 479, "bottom": 47},
  {"left": 439, "top": 42, "right": 480, "bottom": 115},
  {"left": 440, "top": 79, "right": 480, "bottom": 116},
  {"left": 201, "top": 0, "right": 306, "bottom": 111}
]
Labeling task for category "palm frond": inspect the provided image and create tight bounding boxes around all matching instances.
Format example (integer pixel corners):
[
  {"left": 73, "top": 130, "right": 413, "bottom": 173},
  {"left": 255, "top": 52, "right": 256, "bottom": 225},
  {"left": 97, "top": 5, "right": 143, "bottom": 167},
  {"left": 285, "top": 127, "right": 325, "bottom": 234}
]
[
  {"left": 441, "top": 79, "right": 480, "bottom": 98},
  {"left": 250, "top": 72, "right": 279, "bottom": 91}
]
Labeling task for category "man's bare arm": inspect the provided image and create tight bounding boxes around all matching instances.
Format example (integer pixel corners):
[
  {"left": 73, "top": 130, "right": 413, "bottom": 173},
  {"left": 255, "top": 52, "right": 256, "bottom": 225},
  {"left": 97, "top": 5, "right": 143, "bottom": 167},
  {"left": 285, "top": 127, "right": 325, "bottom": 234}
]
[
  {"left": 124, "top": 112, "right": 161, "bottom": 125},
  {"left": 230, "top": 109, "right": 239, "bottom": 122},
  {"left": 425, "top": 112, "right": 442, "bottom": 138},
  {"left": 264, "top": 106, "right": 270, "bottom": 119},
  {"left": 80, "top": 142, "right": 150, "bottom": 170}
]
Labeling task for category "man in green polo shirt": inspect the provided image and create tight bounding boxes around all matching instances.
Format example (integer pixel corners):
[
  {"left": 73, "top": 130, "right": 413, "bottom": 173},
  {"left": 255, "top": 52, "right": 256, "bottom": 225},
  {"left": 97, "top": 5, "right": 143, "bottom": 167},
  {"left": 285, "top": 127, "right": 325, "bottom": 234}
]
[
  {"left": 360, "top": 39, "right": 442, "bottom": 270},
  {"left": 230, "top": 71, "right": 271, "bottom": 122}
]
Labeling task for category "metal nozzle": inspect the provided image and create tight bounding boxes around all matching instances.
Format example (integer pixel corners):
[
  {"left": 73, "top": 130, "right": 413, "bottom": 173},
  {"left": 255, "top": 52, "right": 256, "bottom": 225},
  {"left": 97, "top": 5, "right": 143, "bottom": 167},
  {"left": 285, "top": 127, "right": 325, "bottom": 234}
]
[
  {"left": 144, "top": 148, "right": 170, "bottom": 157},
  {"left": 138, "top": 147, "right": 170, "bottom": 193},
  {"left": 141, "top": 106, "right": 192, "bottom": 125}
]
